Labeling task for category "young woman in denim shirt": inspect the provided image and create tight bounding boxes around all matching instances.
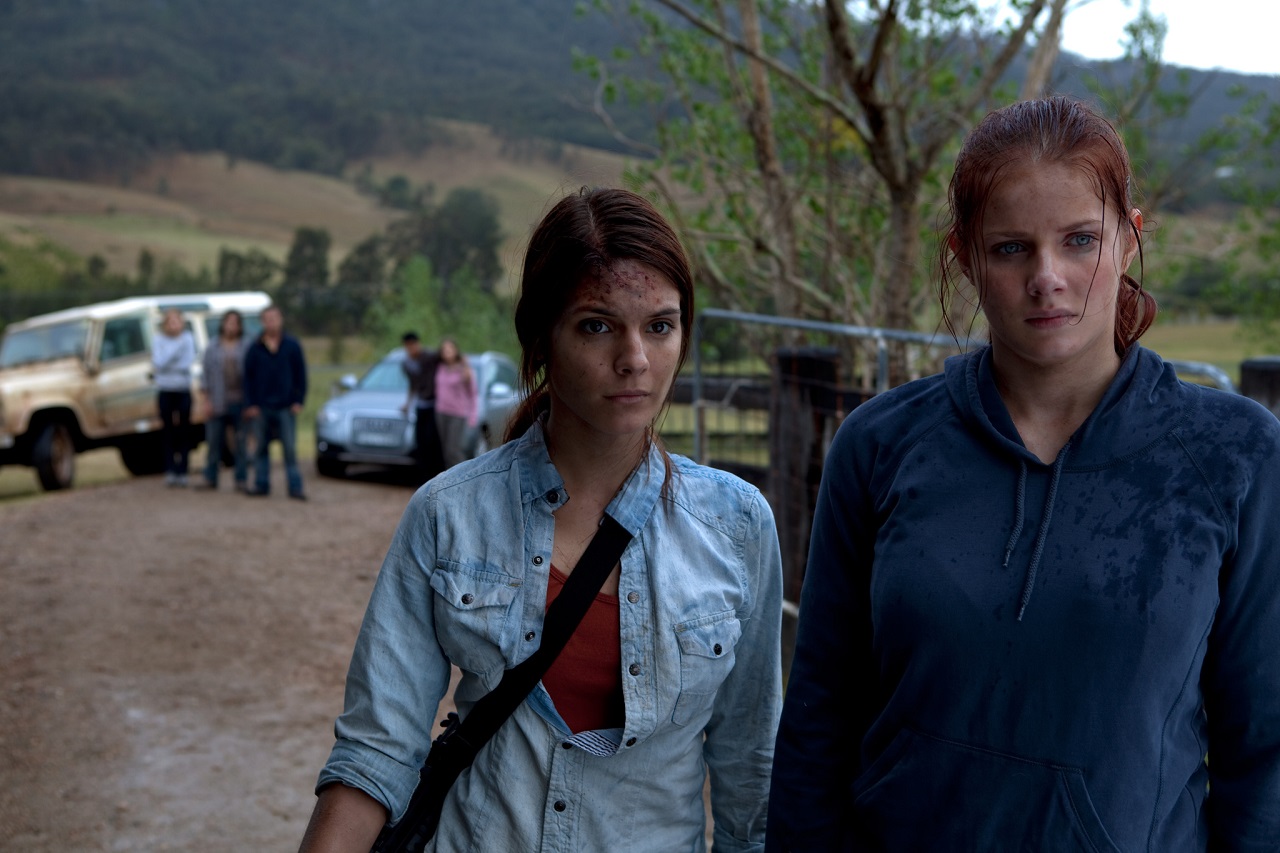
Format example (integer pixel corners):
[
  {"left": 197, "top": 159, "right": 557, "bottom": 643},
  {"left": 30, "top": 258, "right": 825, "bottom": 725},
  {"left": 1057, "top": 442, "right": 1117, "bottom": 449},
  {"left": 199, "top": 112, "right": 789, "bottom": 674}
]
[{"left": 300, "top": 187, "right": 784, "bottom": 852}]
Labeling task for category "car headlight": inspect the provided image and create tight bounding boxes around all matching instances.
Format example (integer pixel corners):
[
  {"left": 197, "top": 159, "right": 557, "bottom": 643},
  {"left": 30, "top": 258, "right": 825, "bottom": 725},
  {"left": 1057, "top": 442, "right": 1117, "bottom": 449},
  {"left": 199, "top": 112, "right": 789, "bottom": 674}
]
[{"left": 317, "top": 407, "right": 343, "bottom": 426}]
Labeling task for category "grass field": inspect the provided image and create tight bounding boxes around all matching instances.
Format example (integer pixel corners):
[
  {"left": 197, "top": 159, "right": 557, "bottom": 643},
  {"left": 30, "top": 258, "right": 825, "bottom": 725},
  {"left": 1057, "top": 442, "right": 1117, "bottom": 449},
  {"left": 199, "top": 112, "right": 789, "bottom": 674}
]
[
  {"left": 0, "top": 123, "right": 627, "bottom": 290},
  {"left": 1142, "top": 318, "right": 1270, "bottom": 383}
]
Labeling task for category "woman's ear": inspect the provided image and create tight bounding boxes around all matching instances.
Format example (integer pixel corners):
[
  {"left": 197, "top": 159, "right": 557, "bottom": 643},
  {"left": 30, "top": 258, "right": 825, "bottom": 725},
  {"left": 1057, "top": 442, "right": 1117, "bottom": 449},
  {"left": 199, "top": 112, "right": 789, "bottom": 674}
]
[
  {"left": 1123, "top": 208, "right": 1143, "bottom": 269},
  {"left": 949, "top": 234, "right": 971, "bottom": 279}
]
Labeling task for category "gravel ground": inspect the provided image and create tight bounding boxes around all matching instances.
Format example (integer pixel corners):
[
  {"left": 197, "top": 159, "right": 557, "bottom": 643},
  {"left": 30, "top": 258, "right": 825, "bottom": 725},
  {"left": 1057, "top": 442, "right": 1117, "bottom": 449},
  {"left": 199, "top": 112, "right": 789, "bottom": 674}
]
[{"left": 0, "top": 463, "right": 421, "bottom": 850}]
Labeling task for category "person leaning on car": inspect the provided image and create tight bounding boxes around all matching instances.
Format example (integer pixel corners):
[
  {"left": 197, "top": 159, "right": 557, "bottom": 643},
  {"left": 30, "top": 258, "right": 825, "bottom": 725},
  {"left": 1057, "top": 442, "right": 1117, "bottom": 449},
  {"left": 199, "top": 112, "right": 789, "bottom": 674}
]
[{"left": 399, "top": 331, "right": 445, "bottom": 477}]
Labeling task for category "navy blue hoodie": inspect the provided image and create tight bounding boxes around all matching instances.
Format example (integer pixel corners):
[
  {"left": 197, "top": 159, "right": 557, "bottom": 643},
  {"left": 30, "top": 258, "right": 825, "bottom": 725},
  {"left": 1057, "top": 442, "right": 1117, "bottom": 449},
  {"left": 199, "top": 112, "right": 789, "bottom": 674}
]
[{"left": 767, "top": 345, "right": 1280, "bottom": 852}]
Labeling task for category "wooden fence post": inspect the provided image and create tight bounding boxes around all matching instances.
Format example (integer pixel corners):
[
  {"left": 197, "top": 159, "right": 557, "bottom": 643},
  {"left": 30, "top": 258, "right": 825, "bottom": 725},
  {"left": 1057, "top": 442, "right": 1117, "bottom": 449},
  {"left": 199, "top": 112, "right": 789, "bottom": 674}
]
[{"left": 769, "top": 347, "right": 840, "bottom": 604}]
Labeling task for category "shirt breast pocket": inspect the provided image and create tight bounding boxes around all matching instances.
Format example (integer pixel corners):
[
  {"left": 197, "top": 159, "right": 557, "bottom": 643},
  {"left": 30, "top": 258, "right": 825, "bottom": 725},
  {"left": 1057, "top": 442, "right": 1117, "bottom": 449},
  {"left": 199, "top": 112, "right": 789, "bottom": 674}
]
[
  {"left": 429, "top": 564, "right": 520, "bottom": 678},
  {"left": 671, "top": 609, "right": 742, "bottom": 726}
]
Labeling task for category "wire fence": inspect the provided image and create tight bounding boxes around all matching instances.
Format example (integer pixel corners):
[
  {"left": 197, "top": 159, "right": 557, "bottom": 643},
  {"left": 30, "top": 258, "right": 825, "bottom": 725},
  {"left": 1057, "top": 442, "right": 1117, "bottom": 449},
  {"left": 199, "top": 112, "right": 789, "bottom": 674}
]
[{"left": 671, "top": 307, "right": 1240, "bottom": 611}]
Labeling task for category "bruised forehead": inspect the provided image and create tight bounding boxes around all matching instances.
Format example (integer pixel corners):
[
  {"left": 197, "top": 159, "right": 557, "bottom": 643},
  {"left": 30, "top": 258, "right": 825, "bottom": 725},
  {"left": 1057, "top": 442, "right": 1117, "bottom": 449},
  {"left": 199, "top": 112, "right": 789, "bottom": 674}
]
[{"left": 570, "top": 259, "right": 681, "bottom": 308}]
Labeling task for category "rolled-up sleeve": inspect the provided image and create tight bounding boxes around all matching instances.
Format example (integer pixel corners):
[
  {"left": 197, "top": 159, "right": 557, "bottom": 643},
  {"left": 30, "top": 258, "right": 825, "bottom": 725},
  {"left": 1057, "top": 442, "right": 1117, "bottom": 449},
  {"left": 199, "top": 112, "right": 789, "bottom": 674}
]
[{"left": 317, "top": 486, "right": 453, "bottom": 823}]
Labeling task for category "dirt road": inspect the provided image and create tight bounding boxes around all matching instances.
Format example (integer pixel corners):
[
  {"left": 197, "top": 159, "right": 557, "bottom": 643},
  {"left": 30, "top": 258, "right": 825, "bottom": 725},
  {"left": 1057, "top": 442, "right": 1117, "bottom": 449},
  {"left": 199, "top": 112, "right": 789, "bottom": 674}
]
[{"left": 0, "top": 463, "right": 421, "bottom": 850}]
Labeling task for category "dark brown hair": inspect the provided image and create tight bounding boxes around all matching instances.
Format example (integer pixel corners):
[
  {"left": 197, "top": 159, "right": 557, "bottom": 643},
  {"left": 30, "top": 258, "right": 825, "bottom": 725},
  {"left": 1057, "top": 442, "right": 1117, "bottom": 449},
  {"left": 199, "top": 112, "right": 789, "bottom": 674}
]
[
  {"left": 938, "top": 95, "right": 1156, "bottom": 353},
  {"left": 504, "top": 187, "right": 694, "bottom": 462},
  {"left": 218, "top": 309, "right": 244, "bottom": 339}
]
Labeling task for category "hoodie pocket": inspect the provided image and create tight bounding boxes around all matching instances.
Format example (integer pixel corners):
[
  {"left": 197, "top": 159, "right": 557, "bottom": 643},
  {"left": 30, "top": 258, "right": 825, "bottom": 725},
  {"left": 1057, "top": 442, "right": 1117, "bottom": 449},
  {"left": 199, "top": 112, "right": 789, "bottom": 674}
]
[
  {"left": 852, "top": 728, "right": 1122, "bottom": 853},
  {"left": 429, "top": 564, "right": 520, "bottom": 677},
  {"left": 671, "top": 609, "right": 742, "bottom": 726}
]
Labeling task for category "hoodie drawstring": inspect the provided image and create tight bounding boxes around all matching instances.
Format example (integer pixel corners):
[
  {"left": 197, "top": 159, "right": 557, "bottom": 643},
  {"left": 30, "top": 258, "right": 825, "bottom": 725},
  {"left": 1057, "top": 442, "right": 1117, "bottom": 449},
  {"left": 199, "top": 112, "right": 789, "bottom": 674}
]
[
  {"left": 1002, "top": 463, "right": 1027, "bottom": 569},
  {"left": 1015, "top": 441, "right": 1071, "bottom": 621}
]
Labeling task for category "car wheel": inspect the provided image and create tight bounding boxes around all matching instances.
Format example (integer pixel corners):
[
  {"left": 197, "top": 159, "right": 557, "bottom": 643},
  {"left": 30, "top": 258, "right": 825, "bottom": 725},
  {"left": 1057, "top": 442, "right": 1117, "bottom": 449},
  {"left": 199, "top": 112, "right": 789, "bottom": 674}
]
[
  {"left": 316, "top": 457, "right": 347, "bottom": 478},
  {"left": 33, "top": 422, "right": 76, "bottom": 491},
  {"left": 119, "top": 434, "right": 166, "bottom": 477}
]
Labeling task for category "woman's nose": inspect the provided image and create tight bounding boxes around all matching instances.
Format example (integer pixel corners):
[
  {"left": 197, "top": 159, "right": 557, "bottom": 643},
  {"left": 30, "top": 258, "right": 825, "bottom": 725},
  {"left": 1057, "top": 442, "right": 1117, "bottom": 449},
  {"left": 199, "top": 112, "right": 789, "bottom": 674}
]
[
  {"left": 615, "top": 329, "right": 649, "bottom": 375},
  {"left": 1027, "top": 250, "right": 1067, "bottom": 296}
]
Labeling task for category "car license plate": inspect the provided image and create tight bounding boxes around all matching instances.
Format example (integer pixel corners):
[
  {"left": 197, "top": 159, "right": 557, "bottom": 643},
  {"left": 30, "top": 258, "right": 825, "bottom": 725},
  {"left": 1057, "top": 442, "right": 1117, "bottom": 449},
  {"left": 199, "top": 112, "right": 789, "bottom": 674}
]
[
  {"left": 355, "top": 432, "right": 402, "bottom": 447},
  {"left": 353, "top": 417, "right": 403, "bottom": 448}
]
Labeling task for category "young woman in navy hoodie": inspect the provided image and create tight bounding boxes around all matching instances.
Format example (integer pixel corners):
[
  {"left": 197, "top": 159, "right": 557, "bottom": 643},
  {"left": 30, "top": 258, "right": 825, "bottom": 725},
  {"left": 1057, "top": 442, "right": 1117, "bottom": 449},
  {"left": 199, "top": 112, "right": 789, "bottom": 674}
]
[{"left": 767, "top": 96, "right": 1280, "bottom": 851}]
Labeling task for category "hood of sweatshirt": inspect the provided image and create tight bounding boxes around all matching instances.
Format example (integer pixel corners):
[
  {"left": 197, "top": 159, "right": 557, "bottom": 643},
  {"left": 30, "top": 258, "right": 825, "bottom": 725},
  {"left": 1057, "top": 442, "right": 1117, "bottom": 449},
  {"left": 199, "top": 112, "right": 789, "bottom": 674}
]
[{"left": 942, "top": 344, "right": 1187, "bottom": 620}]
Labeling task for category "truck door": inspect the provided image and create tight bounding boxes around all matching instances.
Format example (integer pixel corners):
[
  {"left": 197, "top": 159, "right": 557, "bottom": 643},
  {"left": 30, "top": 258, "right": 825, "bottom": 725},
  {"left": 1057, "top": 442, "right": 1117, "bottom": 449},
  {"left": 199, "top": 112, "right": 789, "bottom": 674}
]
[{"left": 91, "top": 314, "right": 157, "bottom": 434}]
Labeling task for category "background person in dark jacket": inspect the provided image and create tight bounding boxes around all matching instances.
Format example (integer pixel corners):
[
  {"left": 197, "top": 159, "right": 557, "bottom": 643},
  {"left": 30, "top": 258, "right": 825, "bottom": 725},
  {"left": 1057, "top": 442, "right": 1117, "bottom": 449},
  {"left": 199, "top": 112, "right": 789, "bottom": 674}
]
[
  {"left": 399, "top": 331, "right": 444, "bottom": 478},
  {"left": 243, "top": 304, "right": 308, "bottom": 499},
  {"left": 767, "top": 96, "right": 1280, "bottom": 851}
]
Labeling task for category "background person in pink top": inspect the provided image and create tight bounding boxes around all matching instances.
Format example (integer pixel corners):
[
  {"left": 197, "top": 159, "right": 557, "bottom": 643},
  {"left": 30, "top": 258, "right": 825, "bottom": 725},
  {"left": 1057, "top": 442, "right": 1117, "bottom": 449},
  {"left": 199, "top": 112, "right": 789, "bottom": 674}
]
[{"left": 433, "top": 337, "right": 478, "bottom": 468}]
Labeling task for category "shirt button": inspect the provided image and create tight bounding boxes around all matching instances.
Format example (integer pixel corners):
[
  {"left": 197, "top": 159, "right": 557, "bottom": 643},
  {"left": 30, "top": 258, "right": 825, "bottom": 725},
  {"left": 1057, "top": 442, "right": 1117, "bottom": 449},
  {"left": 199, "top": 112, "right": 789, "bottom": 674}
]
[
  {"left": 562, "top": 741, "right": 572, "bottom": 750},
  {"left": 626, "top": 737, "right": 637, "bottom": 747},
  {"left": 460, "top": 593, "right": 474, "bottom": 605},
  {"left": 525, "top": 631, "right": 536, "bottom": 641},
  {"left": 628, "top": 663, "right": 641, "bottom": 676},
  {"left": 533, "top": 555, "right": 544, "bottom": 566},
  {"left": 627, "top": 591, "right": 639, "bottom": 604},
  {"left": 546, "top": 489, "right": 560, "bottom": 503},
  {"left": 553, "top": 800, "right": 567, "bottom": 812},
  {"left": 713, "top": 643, "right": 723, "bottom": 655}
]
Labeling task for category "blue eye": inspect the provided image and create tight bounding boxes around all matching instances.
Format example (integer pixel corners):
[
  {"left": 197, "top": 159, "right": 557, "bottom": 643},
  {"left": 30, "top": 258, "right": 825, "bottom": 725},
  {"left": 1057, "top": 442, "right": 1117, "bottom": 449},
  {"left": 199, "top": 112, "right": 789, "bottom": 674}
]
[
  {"left": 995, "top": 242, "right": 1023, "bottom": 256},
  {"left": 1069, "top": 234, "right": 1097, "bottom": 247}
]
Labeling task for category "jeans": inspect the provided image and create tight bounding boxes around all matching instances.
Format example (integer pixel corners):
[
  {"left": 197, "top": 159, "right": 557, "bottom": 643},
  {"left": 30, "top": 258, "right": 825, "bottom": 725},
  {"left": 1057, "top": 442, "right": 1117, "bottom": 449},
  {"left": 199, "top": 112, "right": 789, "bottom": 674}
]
[
  {"left": 435, "top": 411, "right": 472, "bottom": 469},
  {"left": 203, "top": 402, "right": 247, "bottom": 487},
  {"left": 251, "top": 406, "right": 303, "bottom": 496},
  {"left": 413, "top": 403, "right": 444, "bottom": 478},
  {"left": 158, "top": 390, "right": 192, "bottom": 476}
]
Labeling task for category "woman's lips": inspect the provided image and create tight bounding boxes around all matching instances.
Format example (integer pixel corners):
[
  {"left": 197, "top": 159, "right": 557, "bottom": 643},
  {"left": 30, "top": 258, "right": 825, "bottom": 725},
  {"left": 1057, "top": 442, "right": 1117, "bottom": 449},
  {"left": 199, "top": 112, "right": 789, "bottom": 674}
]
[
  {"left": 1026, "top": 312, "right": 1074, "bottom": 329},
  {"left": 606, "top": 391, "right": 650, "bottom": 403}
]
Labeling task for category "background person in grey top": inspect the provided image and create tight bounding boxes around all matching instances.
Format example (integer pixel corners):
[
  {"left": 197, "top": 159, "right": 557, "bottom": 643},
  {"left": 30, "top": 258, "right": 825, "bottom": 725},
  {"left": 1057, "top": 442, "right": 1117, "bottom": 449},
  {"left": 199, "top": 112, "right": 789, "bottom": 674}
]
[
  {"left": 196, "top": 309, "right": 250, "bottom": 492},
  {"left": 151, "top": 307, "right": 196, "bottom": 487},
  {"left": 399, "top": 331, "right": 444, "bottom": 478}
]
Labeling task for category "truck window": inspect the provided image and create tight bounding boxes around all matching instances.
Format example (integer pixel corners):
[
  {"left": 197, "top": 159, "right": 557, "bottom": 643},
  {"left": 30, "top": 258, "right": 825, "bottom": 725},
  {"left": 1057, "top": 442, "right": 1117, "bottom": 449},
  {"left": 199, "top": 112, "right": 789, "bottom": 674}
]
[
  {"left": 99, "top": 316, "right": 148, "bottom": 362},
  {"left": 0, "top": 320, "right": 91, "bottom": 368}
]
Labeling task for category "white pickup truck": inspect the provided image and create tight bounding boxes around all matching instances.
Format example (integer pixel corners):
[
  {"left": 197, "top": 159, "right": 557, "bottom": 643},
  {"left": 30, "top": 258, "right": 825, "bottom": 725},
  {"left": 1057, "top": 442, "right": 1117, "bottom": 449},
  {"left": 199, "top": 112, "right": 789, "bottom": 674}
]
[{"left": 0, "top": 291, "right": 271, "bottom": 490}]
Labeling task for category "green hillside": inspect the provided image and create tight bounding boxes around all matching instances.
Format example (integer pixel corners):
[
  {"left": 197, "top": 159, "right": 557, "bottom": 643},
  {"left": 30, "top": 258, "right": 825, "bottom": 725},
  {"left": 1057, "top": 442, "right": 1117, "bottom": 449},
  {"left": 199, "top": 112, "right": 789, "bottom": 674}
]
[
  {"left": 0, "top": 0, "right": 640, "bottom": 179},
  {"left": 3, "top": 0, "right": 1277, "bottom": 190}
]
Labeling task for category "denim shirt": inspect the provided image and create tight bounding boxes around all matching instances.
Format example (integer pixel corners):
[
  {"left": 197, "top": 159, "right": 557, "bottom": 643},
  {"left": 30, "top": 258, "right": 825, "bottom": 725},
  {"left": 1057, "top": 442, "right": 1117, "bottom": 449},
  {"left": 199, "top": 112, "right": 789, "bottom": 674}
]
[{"left": 318, "top": 422, "right": 784, "bottom": 852}]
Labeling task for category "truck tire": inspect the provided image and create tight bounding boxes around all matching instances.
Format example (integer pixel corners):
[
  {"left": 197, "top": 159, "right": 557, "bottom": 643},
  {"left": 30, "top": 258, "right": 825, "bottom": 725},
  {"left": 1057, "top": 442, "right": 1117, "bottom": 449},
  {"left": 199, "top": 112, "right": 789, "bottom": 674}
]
[
  {"left": 33, "top": 422, "right": 76, "bottom": 491},
  {"left": 119, "top": 434, "right": 166, "bottom": 476}
]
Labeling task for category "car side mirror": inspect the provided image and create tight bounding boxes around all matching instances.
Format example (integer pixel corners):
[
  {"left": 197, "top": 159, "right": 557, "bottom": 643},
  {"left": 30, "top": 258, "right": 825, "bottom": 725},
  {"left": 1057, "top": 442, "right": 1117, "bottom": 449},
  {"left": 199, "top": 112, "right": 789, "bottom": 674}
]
[{"left": 335, "top": 374, "right": 358, "bottom": 394}]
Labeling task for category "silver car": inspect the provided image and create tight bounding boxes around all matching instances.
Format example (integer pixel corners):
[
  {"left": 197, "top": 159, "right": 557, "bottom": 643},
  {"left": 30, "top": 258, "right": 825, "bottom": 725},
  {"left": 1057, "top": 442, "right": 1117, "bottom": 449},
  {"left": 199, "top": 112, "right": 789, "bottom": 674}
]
[{"left": 315, "top": 349, "right": 521, "bottom": 478}]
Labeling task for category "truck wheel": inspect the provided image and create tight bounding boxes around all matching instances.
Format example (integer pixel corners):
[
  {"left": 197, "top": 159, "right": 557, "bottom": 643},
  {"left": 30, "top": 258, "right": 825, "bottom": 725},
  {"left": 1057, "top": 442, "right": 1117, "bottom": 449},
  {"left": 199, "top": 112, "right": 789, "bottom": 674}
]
[
  {"left": 119, "top": 435, "right": 166, "bottom": 476},
  {"left": 33, "top": 422, "right": 76, "bottom": 491}
]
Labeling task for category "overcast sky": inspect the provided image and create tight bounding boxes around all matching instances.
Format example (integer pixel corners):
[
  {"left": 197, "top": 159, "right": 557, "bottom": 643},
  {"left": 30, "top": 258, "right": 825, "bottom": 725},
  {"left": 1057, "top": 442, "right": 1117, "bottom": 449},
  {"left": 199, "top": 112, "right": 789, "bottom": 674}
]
[{"left": 1059, "top": 0, "right": 1276, "bottom": 77}]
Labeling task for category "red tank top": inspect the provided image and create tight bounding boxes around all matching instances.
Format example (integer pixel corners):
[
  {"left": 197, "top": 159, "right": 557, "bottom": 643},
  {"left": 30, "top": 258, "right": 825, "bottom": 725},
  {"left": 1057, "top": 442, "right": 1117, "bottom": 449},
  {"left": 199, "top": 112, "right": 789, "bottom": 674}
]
[{"left": 542, "top": 564, "right": 625, "bottom": 733}]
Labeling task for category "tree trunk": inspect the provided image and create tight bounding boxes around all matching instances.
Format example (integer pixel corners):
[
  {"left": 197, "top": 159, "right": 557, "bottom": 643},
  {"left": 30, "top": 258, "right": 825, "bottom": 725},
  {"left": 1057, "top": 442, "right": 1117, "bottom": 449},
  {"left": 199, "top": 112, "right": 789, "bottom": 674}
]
[
  {"left": 735, "top": 0, "right": 800, "bottom": 323},
  {"left": 1021, "top": 0, "right": 1069, "bottom": 99},
  {"left": 882, "top": 184, "right": 921, "bottom": 385}
]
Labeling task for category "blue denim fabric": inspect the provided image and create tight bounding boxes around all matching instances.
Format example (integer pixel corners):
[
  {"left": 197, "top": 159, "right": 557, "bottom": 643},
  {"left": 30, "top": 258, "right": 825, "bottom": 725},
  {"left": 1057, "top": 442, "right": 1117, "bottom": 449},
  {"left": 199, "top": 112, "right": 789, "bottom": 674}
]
[
  {"left": 203, "top": 402, "right": 247, "bottom": 487},
  {"left": 251, "top": 407, "right": 302, "bottom": 495},
  {"left": 318, "top": 422, "right": 784, "bottom": 852}
]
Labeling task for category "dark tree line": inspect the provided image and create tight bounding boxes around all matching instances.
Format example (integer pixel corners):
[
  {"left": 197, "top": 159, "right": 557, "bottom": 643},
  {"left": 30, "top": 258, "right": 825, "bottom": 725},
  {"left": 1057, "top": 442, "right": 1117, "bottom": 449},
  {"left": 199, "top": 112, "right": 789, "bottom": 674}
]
[{"left": 0, "top": 0, "right": 649, "bottom": 180}]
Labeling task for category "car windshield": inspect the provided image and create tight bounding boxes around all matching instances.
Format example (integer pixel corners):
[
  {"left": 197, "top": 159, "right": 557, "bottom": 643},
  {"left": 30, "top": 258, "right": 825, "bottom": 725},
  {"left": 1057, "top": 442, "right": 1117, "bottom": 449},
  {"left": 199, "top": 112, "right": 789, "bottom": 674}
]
[
  {"left": 0, "top": 320, "right": 91, "bottom": 368},
  {"left": 359, "top": 358, "right": 409, "bottom": 392}
]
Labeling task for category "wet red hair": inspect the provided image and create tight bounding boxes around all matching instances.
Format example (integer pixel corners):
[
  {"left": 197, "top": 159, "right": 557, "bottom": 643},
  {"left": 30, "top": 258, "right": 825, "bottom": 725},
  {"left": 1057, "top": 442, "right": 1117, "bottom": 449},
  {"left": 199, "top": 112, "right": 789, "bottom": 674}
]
[{"left": 938, "top": 96, "right": 1156, "bottom": 353}]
